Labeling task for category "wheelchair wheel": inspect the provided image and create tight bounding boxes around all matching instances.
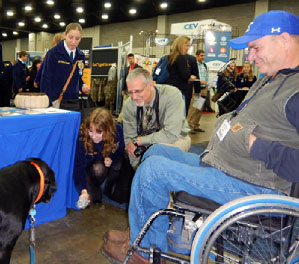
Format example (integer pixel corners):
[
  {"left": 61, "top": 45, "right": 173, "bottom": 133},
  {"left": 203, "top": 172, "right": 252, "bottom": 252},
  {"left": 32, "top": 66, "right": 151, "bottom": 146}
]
[{"left": 190, "top": 194, "right": 299, "bottom": 264}]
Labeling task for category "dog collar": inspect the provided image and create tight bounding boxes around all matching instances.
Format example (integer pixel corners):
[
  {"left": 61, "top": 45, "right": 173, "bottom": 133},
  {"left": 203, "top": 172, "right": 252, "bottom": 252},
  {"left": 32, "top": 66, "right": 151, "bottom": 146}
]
[{"left": 30, "top": 161, "right": 45, "bottom": 203}]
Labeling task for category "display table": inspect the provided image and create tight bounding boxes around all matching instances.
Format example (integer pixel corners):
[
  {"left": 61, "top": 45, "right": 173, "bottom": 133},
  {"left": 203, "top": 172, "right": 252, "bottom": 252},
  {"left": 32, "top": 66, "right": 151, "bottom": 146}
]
[{"left": 0, "top": 108, "right": 81, "bottom": 228}]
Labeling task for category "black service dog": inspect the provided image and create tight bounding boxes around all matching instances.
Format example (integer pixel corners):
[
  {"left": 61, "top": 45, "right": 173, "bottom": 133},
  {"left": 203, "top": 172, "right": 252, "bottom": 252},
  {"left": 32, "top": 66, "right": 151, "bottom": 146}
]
[{"left": 0, "top": 158, "right": 57, "bottom": 263}]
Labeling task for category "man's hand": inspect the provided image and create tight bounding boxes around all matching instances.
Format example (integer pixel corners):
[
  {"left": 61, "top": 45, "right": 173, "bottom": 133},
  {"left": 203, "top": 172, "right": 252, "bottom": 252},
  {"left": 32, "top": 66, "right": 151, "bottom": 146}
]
[
  {"left": 104, "top": 157, "right": 112, "bottom": 167},
  {"left": 126, "top": 140, "right": 137, "bottom": 158},
  {"left": 200, "top": 80, "right": 207, "bottom": 85},
  {"left": 121, "top": 90, "right": 125, "bottom": 96},
  {"left": 249, "top": 134, "right": 257, "bottom": 150},
  {"left": 18, "top": 88, "right": 23, "bottom": 93}
]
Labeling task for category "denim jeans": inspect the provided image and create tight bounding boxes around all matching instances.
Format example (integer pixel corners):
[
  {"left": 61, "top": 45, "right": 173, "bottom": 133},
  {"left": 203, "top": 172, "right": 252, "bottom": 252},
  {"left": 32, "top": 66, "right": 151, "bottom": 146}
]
[{"left": 128, "top": 144, "right": 282, "bottom": 255}]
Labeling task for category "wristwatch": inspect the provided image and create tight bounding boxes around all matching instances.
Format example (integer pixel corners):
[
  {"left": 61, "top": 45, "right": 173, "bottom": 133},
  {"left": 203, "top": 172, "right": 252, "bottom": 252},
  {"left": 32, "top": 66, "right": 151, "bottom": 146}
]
[{"left": 132, "top": 137, "right": 139, "bottom": 147}]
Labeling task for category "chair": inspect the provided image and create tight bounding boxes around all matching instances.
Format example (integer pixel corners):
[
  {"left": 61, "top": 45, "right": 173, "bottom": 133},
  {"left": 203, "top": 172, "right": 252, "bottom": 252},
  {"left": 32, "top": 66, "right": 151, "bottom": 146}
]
[{"left": 124, "top": 183, "right": 299, "bottom": 264}]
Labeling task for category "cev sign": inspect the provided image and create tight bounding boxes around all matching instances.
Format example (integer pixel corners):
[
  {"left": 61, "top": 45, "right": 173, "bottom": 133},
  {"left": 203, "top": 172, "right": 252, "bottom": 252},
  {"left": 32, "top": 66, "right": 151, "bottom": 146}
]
[
  {"left": 171, "top": 19, "right": 232, "bottom": 38},
  {"left": 184, "top": 23, "right": 199, "bottom": 30}
]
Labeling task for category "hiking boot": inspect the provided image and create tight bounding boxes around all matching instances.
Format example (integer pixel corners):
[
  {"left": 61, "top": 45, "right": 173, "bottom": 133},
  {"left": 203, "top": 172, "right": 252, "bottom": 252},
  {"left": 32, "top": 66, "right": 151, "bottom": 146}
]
[
  {"left": 102, "top": 240, "right": 149, "bottom": 264},
  {"left": 104, "top": 228, "right": 130, "bottom": 243}
]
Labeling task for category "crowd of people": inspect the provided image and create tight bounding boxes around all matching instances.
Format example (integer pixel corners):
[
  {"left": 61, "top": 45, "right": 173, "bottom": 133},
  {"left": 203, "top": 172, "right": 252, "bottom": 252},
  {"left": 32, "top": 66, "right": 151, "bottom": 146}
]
[{"left": 1, "top": 9, "right": 299, "bottom": 264}]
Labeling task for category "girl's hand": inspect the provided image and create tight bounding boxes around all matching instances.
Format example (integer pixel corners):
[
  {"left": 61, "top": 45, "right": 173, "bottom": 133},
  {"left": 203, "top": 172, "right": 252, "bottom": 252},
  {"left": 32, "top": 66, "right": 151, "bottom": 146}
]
[{"left": 104, "top": 157, "right": 112, "bottom": 167}]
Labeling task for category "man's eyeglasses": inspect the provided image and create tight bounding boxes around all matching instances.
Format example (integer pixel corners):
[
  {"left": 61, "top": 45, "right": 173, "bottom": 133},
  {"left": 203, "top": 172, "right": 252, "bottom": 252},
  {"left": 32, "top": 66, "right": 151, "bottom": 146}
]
[{"left": 127, "top": 88, "right": 145, "bottom": 96}]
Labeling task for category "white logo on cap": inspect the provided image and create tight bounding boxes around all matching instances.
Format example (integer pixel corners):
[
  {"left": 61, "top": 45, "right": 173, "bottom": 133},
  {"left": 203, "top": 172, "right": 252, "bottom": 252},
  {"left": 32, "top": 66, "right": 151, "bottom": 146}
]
[
  {"left": 271, "top": 27, "right": 281, "bottom": 33},
  {"left": 246, "top": 22, "right": 253, "bottom": 32}
]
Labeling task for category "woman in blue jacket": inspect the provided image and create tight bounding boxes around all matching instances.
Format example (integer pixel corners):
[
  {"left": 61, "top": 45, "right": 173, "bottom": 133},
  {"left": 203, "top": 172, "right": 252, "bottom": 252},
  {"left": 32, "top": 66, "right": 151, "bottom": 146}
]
[
  {"left": 40, "top": 22, "right": 89, "bottom": 110},
  {"left": 73, "top": 108, "right": 125, "bottom": 209}
]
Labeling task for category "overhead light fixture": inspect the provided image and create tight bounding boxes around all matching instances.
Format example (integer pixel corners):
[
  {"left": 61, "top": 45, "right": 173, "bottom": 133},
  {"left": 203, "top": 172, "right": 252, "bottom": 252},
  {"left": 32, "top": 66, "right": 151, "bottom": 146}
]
[
  {"left": 42, "top": 24, "right": 48, "bottom": 28},
  {"left": 18, "top": 22, "right": 25, "bottom": 26},
  {"left": 54, "top": 14, "right": 60, "bottom": 19},
  {"left": 104, "top": 2, "right": 112, "bottom": 8},
  {"left": 198, "top": 0, "right": 206, "bottom": 2},
  {"left": 76, "top": 7, "right": 84, "bottom": 13},
  {"left": 102, "top": 14, "right": 109, "bottom": 19},
  {"left": 46, "top": 0, "right": 55, "bottom": 5},
  {"left": 2, "top": 33, "right": 8, "bottom": 37},
  {"left": 7, "top": 10, "right": 14, "bottom": 16},
  {"left": 160, "top": 3, "right": 168, "bottom": 9},
  {"left": 25, "top": 5, "right": 32, "bottom": 11},
  {"left": 59, "top": 22, "right": 66, "bottom": 27},
  {"left": 129, "top": 8, "right": 137, "bottom": 14},
  {"left": 79, "top": 18, "right": 85, "bottom": 23},
  {"left": 13, "top": 31, "right": 19, "bottom": 35},
  {"left": 35, "top": 17, "right": 41, "bottom": 22}
]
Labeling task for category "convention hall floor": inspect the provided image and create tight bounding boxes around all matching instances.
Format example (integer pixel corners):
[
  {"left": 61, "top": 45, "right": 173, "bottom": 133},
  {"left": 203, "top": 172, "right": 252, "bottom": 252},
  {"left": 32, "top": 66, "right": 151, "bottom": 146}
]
[{"left": 10, "top": 112, "right": 217, "bottom": 264}]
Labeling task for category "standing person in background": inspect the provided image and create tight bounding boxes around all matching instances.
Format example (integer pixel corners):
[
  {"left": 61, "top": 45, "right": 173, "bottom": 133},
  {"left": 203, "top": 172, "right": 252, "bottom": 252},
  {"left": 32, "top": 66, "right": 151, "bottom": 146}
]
[
  {"left": 117, "top": 53, "right": 141, "bottom": 123},
  {"left": 234, "top": 61, "right": 257, "bottom": 103},
  {"left": 34, "top": 33, "right": 64, "bottom": 89},
  {"left": 188, "top": 50, "right": 209, "bottom": 134},
  {"left": 184, "top": 54, "right": 200, "bottom": 116},
  {"left": 12, "top": 50, "right": 28, "bottom": 96},
  {"left": 165, "top": 36, "right": 196, "bottom": 104},
  {"left": 40, "top": 23, "right": 89, "bottom": 111},
  {"left": 218, "top": 62, "right": 257, "bottom": 115},
  {"left": 73, "top": 108, "right": 125, "bottom": 209},
  {"left": 26, "top": 58, "right": 42, "bottom": 92}
]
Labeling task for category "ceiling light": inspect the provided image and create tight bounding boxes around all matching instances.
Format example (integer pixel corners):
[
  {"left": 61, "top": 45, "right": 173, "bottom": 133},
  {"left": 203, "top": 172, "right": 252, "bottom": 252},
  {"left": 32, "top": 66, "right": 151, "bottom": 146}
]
[
  {"left": 79, "top": 18, "right": 85, "bottom": 23},
  {"left": 129, "top": 8, "right": 137, "bottom": 14},
  {"left": 59, "top": 22, "right": 66, "bottom": 27},
  {"left": 102, "top": 14, "right": 109, "bottom": 19},
  {"left": 42, "top": 24, "right": 48, "bottom": 28},
  {"left": 104, "top": 2, "right": 111, "bottom": 8},
  {"left": 76, "top": 7, "right": 84, "bottom": 13},
  {"left": 25, "top": 5, "right": 32, "bottom": 11},
  {"left": 35, "top": 17, "right": 41, "bottom": 22},
  {"left": 18, "top": 22, "right": 25, "bottom": 26},
  {"left": 2, "top": 33, "right": 8, "bottom": 37},
  {"left": 198, "top": 0, "right": 206, "bottom": 2},
  {"left": 46, "top": 0, "right": 55, "bottom": 5},
  {"left": 7, "top": 11, "right": 14, "bottom": 16},
  {"left": 13, "top": 31, "right": 19, "bottom": 35},
  {"left": 160, "top": 3, "right": 168, "bottom": 8},
  {"left": 54, "top": 14, "right": 60, "bottom": 19}
]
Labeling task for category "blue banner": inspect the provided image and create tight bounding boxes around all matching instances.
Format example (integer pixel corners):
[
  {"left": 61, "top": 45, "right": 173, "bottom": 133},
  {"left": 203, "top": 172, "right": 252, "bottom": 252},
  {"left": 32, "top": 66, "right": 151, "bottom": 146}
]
[{"left": 205, "top": 31, "right": 231, "bottom": 63}]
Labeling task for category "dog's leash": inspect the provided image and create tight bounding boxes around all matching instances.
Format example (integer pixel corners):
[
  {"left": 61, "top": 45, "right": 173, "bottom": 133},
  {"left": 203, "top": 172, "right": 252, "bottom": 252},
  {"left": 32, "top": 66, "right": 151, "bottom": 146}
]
[{"left": 28, "top": 161, "right": 45, "bottom": 264}]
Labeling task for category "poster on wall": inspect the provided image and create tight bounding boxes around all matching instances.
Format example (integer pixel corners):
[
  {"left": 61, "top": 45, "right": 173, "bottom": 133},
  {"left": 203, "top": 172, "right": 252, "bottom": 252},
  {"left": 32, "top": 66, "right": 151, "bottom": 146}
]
[
  {"left": 91, "top": 48, "right": 118, "bottom": 76},
  {"left": 204, "top": 31, "right": 232, "bottom": 71}
]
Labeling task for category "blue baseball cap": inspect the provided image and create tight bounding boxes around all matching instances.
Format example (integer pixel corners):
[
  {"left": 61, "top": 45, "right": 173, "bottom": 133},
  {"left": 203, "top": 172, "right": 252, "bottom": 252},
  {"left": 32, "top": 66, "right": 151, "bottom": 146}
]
[{"left": 229, "top": 10, "right": 299, "bottom": 50}]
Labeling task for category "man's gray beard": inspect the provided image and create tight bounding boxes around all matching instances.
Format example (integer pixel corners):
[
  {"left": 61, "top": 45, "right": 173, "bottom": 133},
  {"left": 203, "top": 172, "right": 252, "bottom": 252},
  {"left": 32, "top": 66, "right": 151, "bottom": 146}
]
[{"left": 135, "top": 101, "right": 144, "bottom": 107}]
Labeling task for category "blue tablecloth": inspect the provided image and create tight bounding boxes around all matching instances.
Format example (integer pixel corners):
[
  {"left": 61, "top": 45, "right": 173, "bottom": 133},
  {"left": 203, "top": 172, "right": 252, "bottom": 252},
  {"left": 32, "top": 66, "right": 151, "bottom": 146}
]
[{"left": 0, "top": 109, "right": 81, "bottom": 228}]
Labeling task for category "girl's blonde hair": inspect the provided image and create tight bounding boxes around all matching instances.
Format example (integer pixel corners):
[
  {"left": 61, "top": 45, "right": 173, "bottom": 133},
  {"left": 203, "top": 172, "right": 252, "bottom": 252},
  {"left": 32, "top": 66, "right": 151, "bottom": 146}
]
[
  {"left": 168, "top": 36, "right": 190, "bottom": 65},
  {"left": 80, "top": 108, "right": 116, "bottom": 158}
]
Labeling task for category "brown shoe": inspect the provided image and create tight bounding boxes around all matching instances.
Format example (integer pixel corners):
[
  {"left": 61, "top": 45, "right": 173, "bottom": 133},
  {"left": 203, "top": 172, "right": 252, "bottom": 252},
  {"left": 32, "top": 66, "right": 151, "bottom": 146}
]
[
  {"left": 104, "top": 228, "right": 130, "bottom": 243},
  {"left": 194, "top": 128, "right": 205, "bottom": 132},
  {"left": 102, "top": 240, "right": 149, "bottom": 264}
]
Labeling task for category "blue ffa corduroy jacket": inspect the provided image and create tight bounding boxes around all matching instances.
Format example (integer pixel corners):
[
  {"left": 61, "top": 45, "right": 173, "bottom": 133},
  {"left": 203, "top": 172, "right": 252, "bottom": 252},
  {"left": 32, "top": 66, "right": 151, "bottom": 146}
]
[
  {"left": 12, "top": 59, "right": 28, "bottom": 93},
  {"left": 40, "top": 40, "right": 85, "bottom": 101}
]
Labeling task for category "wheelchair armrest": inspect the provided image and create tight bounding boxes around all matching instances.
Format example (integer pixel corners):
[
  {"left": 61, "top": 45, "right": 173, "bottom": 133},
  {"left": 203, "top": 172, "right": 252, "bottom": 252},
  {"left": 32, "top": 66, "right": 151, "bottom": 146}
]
[{"left": 173, "top": 191, "right": 221, "bottom": 213}]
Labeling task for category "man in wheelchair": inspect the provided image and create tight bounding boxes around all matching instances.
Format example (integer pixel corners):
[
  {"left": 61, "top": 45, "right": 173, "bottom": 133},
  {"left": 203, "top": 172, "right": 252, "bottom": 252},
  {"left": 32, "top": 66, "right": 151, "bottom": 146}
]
[{"left": 103, "top": 10, "right": 299, "bottom": 264}]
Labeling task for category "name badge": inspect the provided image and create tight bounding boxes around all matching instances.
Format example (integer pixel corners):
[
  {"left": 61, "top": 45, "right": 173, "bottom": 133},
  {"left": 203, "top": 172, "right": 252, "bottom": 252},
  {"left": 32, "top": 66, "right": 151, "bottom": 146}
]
[
  {"left": 78, "top": 60, "right": 84, "bottom": 75},
  {"left": 216, "top": 119, "right": 231, "bottom": 141}
]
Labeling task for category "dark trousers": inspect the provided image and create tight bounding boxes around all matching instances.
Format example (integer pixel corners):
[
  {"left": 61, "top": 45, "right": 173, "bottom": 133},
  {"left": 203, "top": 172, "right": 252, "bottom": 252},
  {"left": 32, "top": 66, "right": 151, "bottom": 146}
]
[
  {"left": 60, "top": 99, "right": 80, "bottom": 111},
  {"left": 86, "top": 157, "right": 122, "bottom": 202}
]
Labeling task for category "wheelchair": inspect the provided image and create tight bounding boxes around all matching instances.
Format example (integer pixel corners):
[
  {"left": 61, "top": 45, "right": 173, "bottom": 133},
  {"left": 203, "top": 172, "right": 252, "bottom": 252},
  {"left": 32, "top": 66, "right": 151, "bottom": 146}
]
[{"left": 123, "top": 183, "right": 299, "bottom": 264}]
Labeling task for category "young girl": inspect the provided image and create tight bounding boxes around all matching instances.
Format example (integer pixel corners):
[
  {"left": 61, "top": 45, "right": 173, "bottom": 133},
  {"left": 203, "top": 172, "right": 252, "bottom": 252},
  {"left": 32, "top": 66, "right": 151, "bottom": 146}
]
[{"left": 73, "top": 108, "right": 125, "bottom": 209}]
